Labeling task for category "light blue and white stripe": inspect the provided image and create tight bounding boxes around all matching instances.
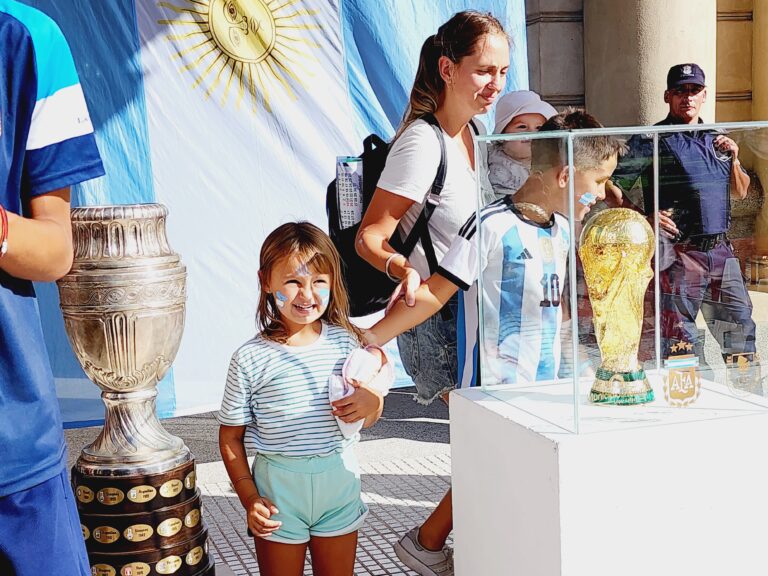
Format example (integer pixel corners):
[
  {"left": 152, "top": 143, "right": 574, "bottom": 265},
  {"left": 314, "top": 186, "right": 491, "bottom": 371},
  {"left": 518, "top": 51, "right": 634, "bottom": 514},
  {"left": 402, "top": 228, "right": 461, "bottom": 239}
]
[{"left": 218, "top": 323, "right": 358, "bottom": 457}]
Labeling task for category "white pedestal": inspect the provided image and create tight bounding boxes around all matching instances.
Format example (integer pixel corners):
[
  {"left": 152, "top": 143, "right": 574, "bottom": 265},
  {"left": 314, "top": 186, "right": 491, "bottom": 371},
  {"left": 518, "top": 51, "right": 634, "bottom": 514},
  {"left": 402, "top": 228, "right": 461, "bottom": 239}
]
[{"left": 450, "top": 376, "right": 768, "bottom": 576}]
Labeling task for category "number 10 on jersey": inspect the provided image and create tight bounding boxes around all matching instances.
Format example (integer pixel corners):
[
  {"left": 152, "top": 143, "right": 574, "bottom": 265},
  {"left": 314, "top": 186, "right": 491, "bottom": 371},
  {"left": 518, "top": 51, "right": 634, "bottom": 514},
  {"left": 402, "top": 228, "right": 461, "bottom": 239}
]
[{"left": 540, "top": 273, "right": 561, "bottom": 308}]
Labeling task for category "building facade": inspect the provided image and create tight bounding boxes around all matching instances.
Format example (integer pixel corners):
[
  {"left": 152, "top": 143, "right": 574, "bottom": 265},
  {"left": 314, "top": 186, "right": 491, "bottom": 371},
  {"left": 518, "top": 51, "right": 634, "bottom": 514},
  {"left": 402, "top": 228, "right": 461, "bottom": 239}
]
[{"left": 526, "top": 0, "right": 768, "bottom": 273}]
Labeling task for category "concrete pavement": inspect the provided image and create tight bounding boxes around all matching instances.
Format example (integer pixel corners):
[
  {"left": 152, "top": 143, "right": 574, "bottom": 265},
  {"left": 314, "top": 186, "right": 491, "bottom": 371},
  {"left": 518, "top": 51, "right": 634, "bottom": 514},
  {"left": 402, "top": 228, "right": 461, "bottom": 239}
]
[{"left": 64, "top": 388, "right": 452, "bottom": 575}]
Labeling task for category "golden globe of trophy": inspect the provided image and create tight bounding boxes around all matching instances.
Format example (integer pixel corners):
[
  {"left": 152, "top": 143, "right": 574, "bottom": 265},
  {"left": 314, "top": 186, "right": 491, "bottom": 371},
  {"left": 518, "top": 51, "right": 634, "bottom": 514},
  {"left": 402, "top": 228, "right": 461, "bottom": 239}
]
[
  {"left": 579, "top": 208, "right": 655, "bottom": 405},
  {"left": 58, "top": 204, "right": 215, "bottom": 575}
]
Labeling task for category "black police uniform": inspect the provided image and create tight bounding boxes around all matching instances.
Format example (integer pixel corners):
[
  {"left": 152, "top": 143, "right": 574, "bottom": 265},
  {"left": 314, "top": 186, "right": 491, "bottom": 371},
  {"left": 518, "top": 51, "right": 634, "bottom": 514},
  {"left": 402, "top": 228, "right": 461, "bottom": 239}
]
[{"left": 613, "top": 116, "right": 756, "bottom": 362}]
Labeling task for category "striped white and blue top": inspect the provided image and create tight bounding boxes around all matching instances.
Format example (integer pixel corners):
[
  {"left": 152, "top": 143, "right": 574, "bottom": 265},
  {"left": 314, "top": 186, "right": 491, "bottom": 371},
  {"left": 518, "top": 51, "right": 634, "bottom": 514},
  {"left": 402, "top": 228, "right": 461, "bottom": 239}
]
[
  {"left": 437, "top": 197, "right": 570, "bottom": 388},
  {"left": 217, "top": 323, "right": 359, "bottom": 457}
]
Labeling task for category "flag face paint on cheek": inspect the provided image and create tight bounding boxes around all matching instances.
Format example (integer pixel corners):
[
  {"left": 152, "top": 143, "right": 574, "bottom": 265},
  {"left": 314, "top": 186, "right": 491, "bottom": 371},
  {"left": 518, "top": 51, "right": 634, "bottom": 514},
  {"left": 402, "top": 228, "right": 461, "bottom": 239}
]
[
  {"left": 579, "top": 192, "right": 597, "bottom": 206},
  {"left": 275, "top": 291, "right": 289, "bottom": 308},
  {"left": 317, "top": 287, "right": 330, "bottom": 307}
]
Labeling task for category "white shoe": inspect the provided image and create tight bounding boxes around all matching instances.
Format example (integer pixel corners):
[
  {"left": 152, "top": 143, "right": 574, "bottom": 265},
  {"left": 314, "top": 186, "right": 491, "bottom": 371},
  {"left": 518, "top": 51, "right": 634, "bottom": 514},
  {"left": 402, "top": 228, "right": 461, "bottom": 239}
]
[{"left": 393, "top": 527, "right": 454, "bottom": 576}]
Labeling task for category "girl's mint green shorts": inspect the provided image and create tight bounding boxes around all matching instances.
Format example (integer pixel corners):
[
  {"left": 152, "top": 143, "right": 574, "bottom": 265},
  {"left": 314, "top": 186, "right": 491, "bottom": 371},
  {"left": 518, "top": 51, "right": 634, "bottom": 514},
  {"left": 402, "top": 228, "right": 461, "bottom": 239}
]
[{"left": 251, "top": 448, "right": 368, "bottom": 544}]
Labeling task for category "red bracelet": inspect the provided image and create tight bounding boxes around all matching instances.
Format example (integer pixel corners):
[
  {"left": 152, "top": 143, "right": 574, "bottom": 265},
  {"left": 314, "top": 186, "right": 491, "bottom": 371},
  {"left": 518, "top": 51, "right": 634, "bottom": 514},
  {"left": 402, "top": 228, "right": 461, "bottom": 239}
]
[{"left": 0, "top": 204, "right": 7, "bottom": 258}]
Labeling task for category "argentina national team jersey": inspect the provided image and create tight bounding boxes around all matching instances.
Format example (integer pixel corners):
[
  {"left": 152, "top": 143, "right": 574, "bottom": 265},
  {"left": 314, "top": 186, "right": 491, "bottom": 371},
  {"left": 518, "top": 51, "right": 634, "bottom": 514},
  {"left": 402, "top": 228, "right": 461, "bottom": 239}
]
[
  {"left": 438, "top": 198, "right": 570, "bottom": 388},
  {"left": 217, "top": 323, "right": 359, "bottom": 457}
]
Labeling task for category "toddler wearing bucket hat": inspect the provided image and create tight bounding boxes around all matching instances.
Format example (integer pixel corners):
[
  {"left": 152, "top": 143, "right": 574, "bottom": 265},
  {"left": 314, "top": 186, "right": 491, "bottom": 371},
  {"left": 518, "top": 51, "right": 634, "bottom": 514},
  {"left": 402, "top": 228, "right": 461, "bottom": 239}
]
[{"left": 488, "top": 90, "right": 558, "bottom": 198}]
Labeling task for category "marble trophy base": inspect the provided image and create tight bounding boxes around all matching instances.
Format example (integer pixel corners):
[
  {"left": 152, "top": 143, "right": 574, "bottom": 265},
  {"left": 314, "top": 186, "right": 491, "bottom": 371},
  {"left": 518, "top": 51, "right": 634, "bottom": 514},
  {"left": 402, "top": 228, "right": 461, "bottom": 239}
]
[
  {"left": 73, "top": 459, "right": 216, "bottom": 576},
  {"left": 589, "top": 366, "right": 654, "bottom": 405},
  {"left": 451, "top": 380, "right": 768, "bottom": 576}
]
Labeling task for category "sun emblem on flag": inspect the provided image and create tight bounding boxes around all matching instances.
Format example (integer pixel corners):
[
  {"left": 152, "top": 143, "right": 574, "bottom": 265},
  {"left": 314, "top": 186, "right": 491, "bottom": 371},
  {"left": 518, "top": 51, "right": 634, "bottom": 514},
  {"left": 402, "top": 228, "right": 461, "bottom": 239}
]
[{"left": 158, "top": 0, "right": 319, "bottom": 113}]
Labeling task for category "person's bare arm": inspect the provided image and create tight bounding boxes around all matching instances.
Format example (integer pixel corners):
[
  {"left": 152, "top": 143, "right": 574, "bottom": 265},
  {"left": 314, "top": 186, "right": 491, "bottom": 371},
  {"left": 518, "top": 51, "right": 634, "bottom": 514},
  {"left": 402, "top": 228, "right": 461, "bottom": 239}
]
[
  {"left": 364, "top": 274, "right": 459, "bottom": 346},
  {"left": 219, "top": 425, "right": 258, "bottom": 506},
  {"left": 714, "top": 135, "right": 750, "bottom": 200},
  {"left": 1, "top": 188, "right": 73, "bottom": 281},
  {"left": 219, "top": 425, "right": 281, "bottom": 538},
  {"left": 729, "top": 158, "right": 750, "bottom": 200},
  {"left": 355, "top": 187, "right": 422, "bottom": 305}
]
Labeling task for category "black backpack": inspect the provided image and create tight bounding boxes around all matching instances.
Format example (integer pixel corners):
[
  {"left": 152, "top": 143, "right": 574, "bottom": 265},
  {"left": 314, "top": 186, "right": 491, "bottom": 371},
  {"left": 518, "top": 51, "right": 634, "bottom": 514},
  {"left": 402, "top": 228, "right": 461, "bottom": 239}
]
[{"left": 326, "top": 114, "right": 448, "bottom": 317}]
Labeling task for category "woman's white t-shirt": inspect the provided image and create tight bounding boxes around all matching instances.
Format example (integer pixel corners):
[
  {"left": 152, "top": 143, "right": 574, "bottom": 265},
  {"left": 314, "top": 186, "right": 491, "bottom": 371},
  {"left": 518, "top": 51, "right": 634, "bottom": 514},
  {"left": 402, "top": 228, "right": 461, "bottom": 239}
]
[{"left": 376, "top": 118, "right": 486, "bottom": 278}]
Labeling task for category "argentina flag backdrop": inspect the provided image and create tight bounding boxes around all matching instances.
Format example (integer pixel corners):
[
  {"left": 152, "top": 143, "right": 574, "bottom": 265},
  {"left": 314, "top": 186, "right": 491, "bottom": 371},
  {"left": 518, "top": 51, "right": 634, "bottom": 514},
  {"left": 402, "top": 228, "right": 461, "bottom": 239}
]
[{"left": 24, "top": 0, "right": 528, "bottom": 426}]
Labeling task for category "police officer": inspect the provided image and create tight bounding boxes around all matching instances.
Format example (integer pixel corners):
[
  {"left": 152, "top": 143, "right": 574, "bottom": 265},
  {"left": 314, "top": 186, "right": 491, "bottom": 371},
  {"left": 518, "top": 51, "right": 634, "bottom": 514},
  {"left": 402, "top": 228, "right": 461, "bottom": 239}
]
[{"left": 612, "top": 63, "right": 756, "bottom": 367}]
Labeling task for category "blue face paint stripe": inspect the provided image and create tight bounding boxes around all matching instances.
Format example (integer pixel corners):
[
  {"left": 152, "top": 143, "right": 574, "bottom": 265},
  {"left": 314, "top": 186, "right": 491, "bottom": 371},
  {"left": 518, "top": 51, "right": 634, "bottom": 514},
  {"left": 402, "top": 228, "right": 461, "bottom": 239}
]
[
  {"left": 579, "top": 192, "right": 597, "bottom": 206},
  {"left": 317, "top": 287, "right": 330, "bottom": 307},
  {"left": 275, "top": 291, "right": 289, "bottom": 307}
]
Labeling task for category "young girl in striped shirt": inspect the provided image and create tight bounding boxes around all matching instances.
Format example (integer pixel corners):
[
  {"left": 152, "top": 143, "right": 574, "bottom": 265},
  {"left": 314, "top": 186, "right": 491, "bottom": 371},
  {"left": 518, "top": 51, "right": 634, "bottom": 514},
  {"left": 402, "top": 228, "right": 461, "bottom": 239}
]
[{"left": 218, "top": 221, "right": 391, "bottom": 576}]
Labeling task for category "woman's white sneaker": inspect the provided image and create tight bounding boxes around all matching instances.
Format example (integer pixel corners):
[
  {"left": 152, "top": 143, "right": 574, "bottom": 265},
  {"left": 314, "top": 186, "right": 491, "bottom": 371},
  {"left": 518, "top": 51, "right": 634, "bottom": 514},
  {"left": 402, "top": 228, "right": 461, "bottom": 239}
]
[{"left": 393, "top": 527, "right": 454, "bottom": 576}]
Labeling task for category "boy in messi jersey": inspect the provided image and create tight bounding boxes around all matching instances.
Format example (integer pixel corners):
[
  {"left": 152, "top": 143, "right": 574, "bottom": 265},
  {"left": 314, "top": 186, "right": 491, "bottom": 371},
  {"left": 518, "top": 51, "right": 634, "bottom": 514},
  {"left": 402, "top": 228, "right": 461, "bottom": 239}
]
[
  {"left": 364, "top": 111, "right": 624, "bottom": 569},
  {"left": 366, "top": 110, "right": 625, "bottom": 388}
]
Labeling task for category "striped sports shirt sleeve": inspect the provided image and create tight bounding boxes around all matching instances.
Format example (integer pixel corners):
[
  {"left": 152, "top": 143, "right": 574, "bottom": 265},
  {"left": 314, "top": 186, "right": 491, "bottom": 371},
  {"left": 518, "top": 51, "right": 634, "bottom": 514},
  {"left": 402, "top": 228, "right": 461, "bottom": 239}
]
[
  {"left": 217, "top": 350, "right": 256, "bottom": 426},
  {"left": 436, "top": 210, "right": 481, "bottom": 290},
  {"left": 437, "top": 234, "right": 476, "bottom": 291},
  {"left": 21, "top": 6, "right": 103, "bottom": 196},
  {"left": 437, "top": 200, "right": 504, "bottom": 291}
]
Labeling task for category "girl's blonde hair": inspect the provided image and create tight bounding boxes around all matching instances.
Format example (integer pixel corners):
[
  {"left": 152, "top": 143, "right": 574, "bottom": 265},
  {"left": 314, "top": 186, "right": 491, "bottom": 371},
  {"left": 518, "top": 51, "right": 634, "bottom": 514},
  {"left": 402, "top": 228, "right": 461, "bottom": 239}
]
[
  {"left": 257, "top": 221, "right": 361, "bottom": 344},
  {"left": 398, "top": 10, "right": 508, "bottom": 137}
]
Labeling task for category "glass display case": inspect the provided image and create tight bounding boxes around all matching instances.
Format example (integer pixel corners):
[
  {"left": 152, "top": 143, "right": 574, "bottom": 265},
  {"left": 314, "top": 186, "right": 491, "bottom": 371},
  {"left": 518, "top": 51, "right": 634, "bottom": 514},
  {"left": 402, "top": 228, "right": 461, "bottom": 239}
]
[{"left": 471, "top": 120, "right": 768, "bottom": 433}]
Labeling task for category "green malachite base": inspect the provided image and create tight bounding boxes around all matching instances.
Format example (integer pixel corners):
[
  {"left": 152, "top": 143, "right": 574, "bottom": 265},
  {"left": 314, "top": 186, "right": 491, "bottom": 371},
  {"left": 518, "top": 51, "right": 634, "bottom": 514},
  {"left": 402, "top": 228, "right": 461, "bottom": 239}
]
[
  {"left": 589, "top": 389, "right": 655, "bottom": 405},
  {"left": 589, "top": 367, "right": 655, "bottom": 405}
]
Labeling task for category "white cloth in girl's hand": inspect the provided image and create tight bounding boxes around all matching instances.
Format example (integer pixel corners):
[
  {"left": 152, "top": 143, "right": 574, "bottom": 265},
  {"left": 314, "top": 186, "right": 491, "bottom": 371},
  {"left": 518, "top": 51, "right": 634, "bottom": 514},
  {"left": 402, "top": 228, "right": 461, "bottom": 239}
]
[
  {"left": 344, "top": 347, "right": 381, "bottom": 384},
  {"left": 329, "top": 347, "right": 394, "bottom": 438},
  {"left": 341, "top": 347, "right": 394, "bottom": 394}
]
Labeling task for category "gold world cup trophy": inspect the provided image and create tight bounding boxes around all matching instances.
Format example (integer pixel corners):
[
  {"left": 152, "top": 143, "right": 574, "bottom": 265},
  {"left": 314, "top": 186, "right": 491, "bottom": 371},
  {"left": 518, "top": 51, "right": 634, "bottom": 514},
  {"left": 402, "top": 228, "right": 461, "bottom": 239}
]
[{"left": 579, "top": 208, "right": 655, "bottom": 404}]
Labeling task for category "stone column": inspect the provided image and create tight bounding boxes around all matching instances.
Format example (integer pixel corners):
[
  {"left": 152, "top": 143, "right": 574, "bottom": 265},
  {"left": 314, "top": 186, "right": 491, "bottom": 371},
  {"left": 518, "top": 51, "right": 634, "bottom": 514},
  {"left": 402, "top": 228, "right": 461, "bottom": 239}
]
[
  {"left": 526, "top": 0, "right": 585, "bottom": 108},
  {"left": 584, "top": 0, "right": 718, "bottom": 126},
  {"left": 715, "top": 1, "right": 753, "bottom": 122},
  {"left": 751, "top": 0, "right": 768, "bottom": 256}
]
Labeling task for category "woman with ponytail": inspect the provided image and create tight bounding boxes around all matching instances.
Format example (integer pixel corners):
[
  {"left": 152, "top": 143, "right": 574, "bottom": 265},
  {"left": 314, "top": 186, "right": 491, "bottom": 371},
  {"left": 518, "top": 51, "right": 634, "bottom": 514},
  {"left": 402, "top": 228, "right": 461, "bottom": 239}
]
[{"left": 355, "top": 10, "right": 510, "bottom": 576}]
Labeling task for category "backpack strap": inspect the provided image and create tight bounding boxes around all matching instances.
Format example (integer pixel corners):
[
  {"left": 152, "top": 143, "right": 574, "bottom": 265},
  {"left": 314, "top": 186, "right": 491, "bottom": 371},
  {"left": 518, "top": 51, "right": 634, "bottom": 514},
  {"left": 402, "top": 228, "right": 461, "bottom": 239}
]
[
  {"left": 469, "top": 118, "right": 480, "bottom": 135},
  {"left": 397, "top": 113, "right": 451, "bottom": 320},
  {"left": 398, "top": 113, "right": 446, "bottom": 269},
  {"left": 400, "top": 115, "right": 478, "bottom": 274},
  {"left": 363, "top": 133, "right": 388, "bottom": 153}
]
